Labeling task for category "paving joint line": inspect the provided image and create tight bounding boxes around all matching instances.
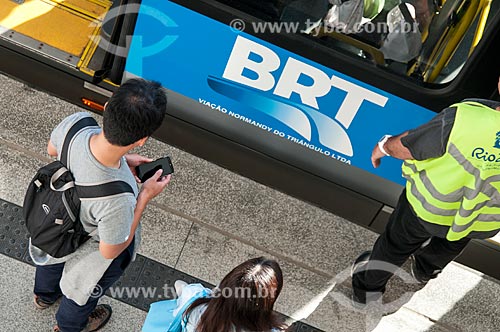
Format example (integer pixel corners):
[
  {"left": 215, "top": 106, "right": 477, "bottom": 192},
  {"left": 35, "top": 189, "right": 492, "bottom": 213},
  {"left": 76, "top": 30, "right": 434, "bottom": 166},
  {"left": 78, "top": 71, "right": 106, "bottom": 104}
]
[
  {"left": 0, "top": 137, "right": 52, "bottom": 163},
  {"left": 151, "top": 201, "right": 333, "bottom": 279},
  {"left": 173, "top": 220, "right": 194, "bottom": 270}
]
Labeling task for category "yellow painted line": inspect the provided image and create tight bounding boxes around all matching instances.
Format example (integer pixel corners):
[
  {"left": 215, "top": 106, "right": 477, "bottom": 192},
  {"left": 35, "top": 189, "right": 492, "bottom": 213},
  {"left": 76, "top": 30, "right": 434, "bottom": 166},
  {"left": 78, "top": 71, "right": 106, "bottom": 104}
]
[
  {"left": 86, "top": 0, "right": 112, "bottom": 9},
  {"left": 79, "top": 66, "right": 120, "bottom": 88},
  {"left": 79, "top": 67, "right": 96, "bottom": 76},
  {"left": 52, "top": 3, "right": 101, "bottom": 20},
  {"left": 40, "top": 0, "right": 111, "bottom": 19},
  {"left": 49, "top": 0, "right": 112, "bottom": 73},
  {"left": 104, "top": 78, "right": 120, "bottom": 88},
  {"left": 77, "top": 26, "right": 100, "bottom": 68},
  {"left": 38, "top": 0, "right": 106, "bottom": 20}
]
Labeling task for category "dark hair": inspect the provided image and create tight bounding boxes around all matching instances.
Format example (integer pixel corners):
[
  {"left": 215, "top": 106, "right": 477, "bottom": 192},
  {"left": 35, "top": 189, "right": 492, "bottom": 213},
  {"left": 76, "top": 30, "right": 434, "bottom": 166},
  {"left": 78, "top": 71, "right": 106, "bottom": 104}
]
[
  {"left": 185, "top": 257, "right": 286, "bottom": 332},
  {"left": 103, "top": 78, "right": 167, "bottom": 146}
]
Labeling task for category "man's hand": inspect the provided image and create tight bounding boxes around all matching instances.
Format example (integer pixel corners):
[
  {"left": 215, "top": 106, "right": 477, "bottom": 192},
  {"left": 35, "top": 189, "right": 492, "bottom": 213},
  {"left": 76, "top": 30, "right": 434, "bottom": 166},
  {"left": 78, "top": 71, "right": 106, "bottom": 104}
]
[
  {"left": 139, "top": 169, "right": 171, "bottom": 202},
  {"left": 371, "top": 144, "right": 385, "bottom": 168},
  {"left": 125, "top": 154, "right": 153, "bottom": 182}
]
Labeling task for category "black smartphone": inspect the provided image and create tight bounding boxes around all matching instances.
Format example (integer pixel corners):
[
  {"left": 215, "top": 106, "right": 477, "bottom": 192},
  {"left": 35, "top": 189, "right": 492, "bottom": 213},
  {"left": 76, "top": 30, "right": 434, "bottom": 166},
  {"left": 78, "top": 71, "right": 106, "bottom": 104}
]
[{"left": 135, "top": 156, "right": 174, "bottom": 183}]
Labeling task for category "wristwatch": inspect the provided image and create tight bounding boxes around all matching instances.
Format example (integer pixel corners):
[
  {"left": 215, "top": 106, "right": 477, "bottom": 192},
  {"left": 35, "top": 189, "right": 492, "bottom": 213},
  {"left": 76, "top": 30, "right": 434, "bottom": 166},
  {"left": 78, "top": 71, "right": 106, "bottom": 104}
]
[{"left": 378, "top": 134, "right": 392, "bottom": 156}]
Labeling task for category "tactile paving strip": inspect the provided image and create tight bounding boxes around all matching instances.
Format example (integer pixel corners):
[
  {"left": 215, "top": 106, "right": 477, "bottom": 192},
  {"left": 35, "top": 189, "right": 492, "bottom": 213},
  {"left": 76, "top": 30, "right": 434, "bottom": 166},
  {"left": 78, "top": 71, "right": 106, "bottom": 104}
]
[
  {"left": 135, "top": 258, "right": 214, "bottom": 311},
  {"left": 0, "top": 200, "right": 29, "bottom": 260},
  {"left": 105, "top": 254, "right": 147, "bottom": 308},
  {"left": 0, "top": 198, "right": 324, "bottom": 332}
]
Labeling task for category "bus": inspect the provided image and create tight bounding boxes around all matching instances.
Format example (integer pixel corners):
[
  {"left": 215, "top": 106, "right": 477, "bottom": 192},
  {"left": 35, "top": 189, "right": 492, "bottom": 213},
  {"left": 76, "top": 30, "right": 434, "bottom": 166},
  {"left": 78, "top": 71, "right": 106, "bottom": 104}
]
[{"left": 1, "top": 0, "right": 500, "bottom": 278}]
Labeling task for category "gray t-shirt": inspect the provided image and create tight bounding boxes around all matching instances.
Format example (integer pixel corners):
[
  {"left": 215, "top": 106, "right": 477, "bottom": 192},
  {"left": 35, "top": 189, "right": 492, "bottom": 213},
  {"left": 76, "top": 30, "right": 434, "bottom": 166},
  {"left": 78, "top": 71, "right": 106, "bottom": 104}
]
[
  {"left": 400, "top": 99, "right": 500, "bottom": 239},
  {"left": 50, "top": 112, "right": 139, "bottom": 245}
]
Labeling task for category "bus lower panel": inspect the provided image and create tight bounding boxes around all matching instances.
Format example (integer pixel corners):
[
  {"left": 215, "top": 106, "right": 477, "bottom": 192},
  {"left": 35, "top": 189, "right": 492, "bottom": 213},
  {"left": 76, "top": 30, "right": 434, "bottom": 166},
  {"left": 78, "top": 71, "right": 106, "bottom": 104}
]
[
  {"left": 455, "top": 240, "right": 500, "bottom": 281},
  {"left": 154, "top": 114, "right": 383, "bottom": 228}
]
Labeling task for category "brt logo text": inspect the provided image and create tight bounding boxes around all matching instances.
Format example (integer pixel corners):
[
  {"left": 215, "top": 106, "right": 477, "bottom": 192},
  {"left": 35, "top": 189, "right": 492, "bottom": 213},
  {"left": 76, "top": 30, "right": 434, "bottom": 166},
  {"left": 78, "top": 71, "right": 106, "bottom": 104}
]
[{"left": 217, "top": 35, "right": 388, "bottom": 157}]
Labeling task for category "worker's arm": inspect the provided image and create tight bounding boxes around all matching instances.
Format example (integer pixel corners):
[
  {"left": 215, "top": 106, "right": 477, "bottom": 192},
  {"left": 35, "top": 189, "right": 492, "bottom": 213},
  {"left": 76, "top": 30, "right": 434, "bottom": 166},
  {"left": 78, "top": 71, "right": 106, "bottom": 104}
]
[{"left": 371, "top": 132, "right": 415, "bottom": 168}]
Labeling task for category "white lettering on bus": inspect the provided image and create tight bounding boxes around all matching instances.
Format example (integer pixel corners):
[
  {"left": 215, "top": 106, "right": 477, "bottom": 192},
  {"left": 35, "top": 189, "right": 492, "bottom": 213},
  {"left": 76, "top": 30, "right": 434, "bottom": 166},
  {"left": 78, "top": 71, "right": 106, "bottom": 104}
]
[{"left": 222, "top": 36, "right": 388, "bottom": 129}]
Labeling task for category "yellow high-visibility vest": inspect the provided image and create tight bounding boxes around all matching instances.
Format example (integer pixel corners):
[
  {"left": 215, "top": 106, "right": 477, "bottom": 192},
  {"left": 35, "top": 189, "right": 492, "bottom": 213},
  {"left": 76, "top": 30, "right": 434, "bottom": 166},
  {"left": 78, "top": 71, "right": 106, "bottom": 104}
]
[{"left": 402, "top": 101, "right": 500, "bottom": 241}]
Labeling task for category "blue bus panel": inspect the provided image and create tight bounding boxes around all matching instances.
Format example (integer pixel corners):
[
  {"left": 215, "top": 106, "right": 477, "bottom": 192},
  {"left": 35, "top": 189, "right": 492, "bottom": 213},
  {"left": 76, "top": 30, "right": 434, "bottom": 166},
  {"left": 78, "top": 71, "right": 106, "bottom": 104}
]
[{"left": 125, "top": 0, "right": 436, "bottom": 186}]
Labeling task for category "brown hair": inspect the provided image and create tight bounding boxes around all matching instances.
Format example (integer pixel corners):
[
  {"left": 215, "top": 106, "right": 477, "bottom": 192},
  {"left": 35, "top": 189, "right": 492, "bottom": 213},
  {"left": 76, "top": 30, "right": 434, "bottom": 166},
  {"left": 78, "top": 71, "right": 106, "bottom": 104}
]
[{"left": 185, "top": 257, "right": 285, "bottom": 332}]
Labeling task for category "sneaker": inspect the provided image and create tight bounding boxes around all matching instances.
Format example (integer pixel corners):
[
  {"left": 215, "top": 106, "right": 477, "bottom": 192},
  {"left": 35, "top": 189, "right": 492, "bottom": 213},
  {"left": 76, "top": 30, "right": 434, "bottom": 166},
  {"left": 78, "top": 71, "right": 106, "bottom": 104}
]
[
  {"left": 409, "top": 255, "right": 431, "bottom": 284},
  {"left": 83, "top": 304, "right": 113, "bottom": 332},
  {"left": 33, "top": 295, "right": 56, "bottom": 310}
]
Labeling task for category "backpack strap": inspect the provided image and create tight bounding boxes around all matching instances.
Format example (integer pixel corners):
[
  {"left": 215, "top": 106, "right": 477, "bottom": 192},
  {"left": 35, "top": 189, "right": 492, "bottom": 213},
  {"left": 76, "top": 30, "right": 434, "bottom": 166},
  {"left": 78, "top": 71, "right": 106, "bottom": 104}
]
[
  {"left": 59, "top": 116, "right": 135, "bottom": 198},
  {"left": 60, "top": 116, "right": 99, "bottom": 166},
  {"left": 50, "top": 167, "right": 75, "bottom": 192},
  {"left": 76, "top": 181, "right": 135, "bottom": 199}
]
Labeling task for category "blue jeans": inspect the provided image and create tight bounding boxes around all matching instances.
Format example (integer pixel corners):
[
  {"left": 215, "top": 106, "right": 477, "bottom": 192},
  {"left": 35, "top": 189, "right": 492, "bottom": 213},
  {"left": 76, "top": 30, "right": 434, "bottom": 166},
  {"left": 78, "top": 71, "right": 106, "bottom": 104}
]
[{"left": 34, "top": 241, "right": 134, "bottom": 332}]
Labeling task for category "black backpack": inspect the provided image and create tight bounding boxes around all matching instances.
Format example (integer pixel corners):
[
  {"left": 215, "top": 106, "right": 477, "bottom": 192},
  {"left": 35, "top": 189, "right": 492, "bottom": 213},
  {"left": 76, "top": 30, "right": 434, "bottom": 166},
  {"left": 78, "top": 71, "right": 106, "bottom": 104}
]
[{"left": 24, "top": 117, "right": 134, "bottom": 258}]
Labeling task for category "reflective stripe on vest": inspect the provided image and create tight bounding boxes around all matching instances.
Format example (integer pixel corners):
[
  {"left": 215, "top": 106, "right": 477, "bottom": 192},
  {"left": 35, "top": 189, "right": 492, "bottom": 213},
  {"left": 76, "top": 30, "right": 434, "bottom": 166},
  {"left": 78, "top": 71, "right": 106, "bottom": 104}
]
[{"left": 402, "top": 101, "right": 500, "bottom": 241}]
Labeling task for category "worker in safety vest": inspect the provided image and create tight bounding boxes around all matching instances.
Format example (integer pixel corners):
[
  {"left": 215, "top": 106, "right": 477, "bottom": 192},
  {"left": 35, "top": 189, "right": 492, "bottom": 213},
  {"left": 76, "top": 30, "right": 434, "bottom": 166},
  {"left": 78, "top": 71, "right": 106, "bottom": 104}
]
[{"left": 351, "top": 77, "right": 500, "bottom": 306}]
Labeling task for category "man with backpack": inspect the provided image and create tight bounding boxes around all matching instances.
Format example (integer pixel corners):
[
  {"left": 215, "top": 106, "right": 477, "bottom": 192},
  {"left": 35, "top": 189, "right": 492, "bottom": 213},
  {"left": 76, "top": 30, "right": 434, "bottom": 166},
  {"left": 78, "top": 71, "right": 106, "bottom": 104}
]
[{"left": 29, "top": 78, "right": 170, "bottom": 332}]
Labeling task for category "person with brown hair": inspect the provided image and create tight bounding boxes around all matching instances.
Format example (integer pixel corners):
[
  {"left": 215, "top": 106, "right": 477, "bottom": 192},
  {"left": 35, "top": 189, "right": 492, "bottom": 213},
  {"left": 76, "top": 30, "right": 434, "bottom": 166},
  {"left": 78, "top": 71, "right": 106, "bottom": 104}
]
[{"left": 175, "top": 257, "right": 286, "bottom": 332}]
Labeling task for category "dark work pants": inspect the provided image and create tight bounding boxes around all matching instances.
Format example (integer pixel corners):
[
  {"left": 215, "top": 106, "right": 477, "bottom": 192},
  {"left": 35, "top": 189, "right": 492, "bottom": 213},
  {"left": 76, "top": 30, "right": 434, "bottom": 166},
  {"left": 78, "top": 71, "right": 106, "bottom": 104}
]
[
  {"left": 352, "top": 191, "right": 471, "bottom": 300},
  {"left": 34, "top": 241, "right": 134, "bottom": 332}
]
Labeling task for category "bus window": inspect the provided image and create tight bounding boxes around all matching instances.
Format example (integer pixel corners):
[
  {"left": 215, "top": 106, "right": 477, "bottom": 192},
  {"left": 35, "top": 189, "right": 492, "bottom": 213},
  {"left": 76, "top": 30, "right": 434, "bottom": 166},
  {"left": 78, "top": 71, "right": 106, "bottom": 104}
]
[
  {"left": 211, "top": 0, "right": 496, "bottom": 84},
  {"left": 214, "top": 0, "right": 283, "bottom": 21},
  {"left": 408, "top": 0, "right": 496, "bottom": 84}
]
